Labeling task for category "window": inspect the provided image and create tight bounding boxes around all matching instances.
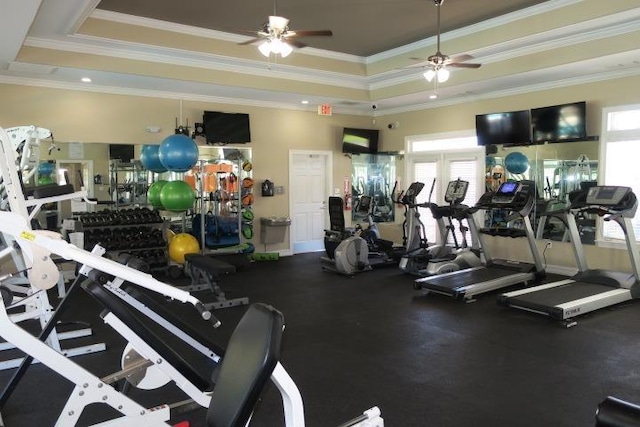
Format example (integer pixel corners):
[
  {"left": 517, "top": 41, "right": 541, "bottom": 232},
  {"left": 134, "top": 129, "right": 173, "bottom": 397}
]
[{"left": 601, "top": 104, "right": 640, "bottom": 242}]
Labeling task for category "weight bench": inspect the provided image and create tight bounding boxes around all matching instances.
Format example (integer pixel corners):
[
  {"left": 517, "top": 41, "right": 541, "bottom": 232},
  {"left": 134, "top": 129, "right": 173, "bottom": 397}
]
[
  {"left": 82, "top": 279, "right": 285, "bottom": 426},
  {"left": 184, "top": 254, "right": 249, "bottom": 310},
  {"left": 596, "top": 396, "right": 640, "bottom": 427}
]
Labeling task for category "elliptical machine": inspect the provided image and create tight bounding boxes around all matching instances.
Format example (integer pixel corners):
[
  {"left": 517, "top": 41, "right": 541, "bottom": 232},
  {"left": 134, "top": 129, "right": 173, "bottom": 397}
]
[
  {"left": 398, "top": 179, "right": 481, "bottom": 276},
  {"left": 417, "top": 179, "right": 481, "bottom": 276},
  {"left": 395, "top": 180, "right": 432, "bottom": 273}
]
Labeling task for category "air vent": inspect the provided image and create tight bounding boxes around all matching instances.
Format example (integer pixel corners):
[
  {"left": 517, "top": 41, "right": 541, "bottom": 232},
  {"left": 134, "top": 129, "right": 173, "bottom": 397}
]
[{"left": 7, "top": 62, "right": 58, "bottom": 75}]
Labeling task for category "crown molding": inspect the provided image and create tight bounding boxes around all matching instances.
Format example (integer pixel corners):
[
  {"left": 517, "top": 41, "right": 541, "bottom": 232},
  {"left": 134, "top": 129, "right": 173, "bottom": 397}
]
[
  {"left": 0, "top": 74, "right": 369, "bottom": 116},
  {"left": 369, "top": 6, "right": 640, "bottom": 91},
  {"left": 381, "top": 64, "right": 640, "bottom": 116},
  {"left": 366, "top": 0, "right": 581, "bottom": 64},
  {"left": 90, "top": 9, "right": 364, "bottom": 64},
  {"left": 25, "top": 35, "right": 369, "bottom": 90}
]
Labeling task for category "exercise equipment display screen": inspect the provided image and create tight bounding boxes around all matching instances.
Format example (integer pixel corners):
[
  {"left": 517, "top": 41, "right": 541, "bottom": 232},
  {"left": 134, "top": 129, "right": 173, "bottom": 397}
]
[
  {"left": 444, "top": 180, "right": 469, "bottom": 204},
  {"left": 586, "top": 186, "right": 631, "bottom": 205},
  {"left": 498, "top": 182, "right": 518, "bottom": 195},
  {"left": 491, "top": 181, "right": 522, "bottom": 204}
]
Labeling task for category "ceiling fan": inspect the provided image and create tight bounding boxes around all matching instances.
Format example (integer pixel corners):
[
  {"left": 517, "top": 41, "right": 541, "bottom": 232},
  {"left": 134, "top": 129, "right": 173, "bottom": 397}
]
[
  {"left": 410, "top": 0, "right": 481, "bottom": 85},
  {"left": 238, "top": 2, "right": 332, "bottom": 58}
]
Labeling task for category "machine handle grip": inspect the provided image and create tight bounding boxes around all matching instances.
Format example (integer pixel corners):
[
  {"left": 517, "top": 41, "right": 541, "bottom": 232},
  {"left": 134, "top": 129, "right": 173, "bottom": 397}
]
[{"left": 195, "top": 302, "right": 221, "bottom": 328}]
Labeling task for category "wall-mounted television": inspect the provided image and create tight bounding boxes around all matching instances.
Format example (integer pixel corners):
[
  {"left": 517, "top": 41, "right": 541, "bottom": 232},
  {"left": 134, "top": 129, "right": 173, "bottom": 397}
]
[
  {"left": 531, "top": 101, "right": 587, "bottom": 144},
  {"left": 475, "top": 110, "right": 531, "bottom": 147},
  {"left": 109, "top": 144, "right": 135, "bottom": 163},
  {"left": 203, "top": 111, "right": 251, "bottom": 144},
  {"left": 342, "top": 128, "right": 379, "bottom": 154}
]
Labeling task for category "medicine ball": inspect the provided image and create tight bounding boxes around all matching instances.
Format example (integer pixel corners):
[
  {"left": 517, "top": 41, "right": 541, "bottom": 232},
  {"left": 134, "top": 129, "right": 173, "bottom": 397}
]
[
  {"left": 241, "top": 193, "right": 254, "bottom": 207},
  {"left": 242, "top": 177, "right": 254, "bottom": 189}
]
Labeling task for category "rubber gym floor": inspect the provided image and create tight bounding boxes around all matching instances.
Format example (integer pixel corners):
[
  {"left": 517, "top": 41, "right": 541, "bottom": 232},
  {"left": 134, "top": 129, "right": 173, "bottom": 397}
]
[{"left": 1, "top": 252, "right": 640, "bottom": 426}]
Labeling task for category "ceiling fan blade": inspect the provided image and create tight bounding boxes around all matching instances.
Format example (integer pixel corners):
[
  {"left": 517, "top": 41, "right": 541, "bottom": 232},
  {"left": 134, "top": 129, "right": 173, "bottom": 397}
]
[
  {"left": 288, "top": 39, "right": 307, "bottom": 49},
  {"left": 447, "top": 54, "right": 474, "bottom": 64},
  {"left": 448, "top": 62, "right": 482, "bottom": 69},
  {"left": 287, "top": 30, "right": 333, "bottom": 38},
  {"left": 238, "top": 37, "right": 264, "bottom": 46}
]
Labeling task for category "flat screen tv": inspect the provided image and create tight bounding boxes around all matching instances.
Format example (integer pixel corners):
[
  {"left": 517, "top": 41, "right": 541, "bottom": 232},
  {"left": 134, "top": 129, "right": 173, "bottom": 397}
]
[
  {"left": 203, "top": 111, "right": 251, "bottom": 144},
  {"left": 475, "top": 110, "right": 531, "bottom": 147},
  {"left": 342, "top": 128, "right": 379, "bottom": 154},
  {"left": 109, "top": 144, "right": 135, "bottom": 163},
  {"left": 531, "top": 101, "right": 587, "bottom": 143}
]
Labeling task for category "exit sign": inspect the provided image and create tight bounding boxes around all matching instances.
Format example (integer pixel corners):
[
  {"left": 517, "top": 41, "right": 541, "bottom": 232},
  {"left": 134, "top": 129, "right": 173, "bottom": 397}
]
[{"left": 318, "top": 104, "right": 332, "bottom": 116}]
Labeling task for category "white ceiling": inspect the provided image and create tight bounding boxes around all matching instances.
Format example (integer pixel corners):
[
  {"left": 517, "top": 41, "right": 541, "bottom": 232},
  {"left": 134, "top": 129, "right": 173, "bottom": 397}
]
[{"left": 1, "top": 0, "right": 640, "bottom": 115}]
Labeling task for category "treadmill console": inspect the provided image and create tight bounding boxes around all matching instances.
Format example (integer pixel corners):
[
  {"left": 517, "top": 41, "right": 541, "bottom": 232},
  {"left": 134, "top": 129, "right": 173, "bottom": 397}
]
[
  {"left": 491, "top": 181, "right": 522, "bottom": 204},
  {"left": 585, "top": 186, "right": 631, "bottom": 206},
  {"left": 444, "top": 179, "right": 469, "bottom": 205}
]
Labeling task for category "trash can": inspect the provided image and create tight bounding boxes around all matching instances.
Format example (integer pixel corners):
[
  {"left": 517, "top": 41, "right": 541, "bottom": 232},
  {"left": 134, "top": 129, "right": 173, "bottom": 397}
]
[{"left": 260, "top": 217, "right": 291, "bottom": 244}]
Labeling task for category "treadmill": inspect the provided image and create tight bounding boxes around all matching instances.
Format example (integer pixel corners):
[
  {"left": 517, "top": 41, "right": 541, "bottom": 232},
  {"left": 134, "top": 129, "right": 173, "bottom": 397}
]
[
  {"left": 414, "top": 180, "right": 545, "bottom": 302},
  {"left": 498, "top": 185, "right": 640, "bottom": 327}
]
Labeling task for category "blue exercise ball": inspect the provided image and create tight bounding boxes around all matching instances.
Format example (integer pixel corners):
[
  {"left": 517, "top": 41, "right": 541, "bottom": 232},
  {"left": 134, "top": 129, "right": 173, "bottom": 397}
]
[
  {"left": 158, "top": 134, "right": 199, "bottom": 172},
  {"left": 505, "top": 152, "right": 529, "bottom": 174},
  {"left": 485, "top": 156, "right": 496, "bottom": 168},
  {"left": 38, "top": 162, "right": 55, "bottom": 176},
  {"left": 140, "top": 144, "right": 167, "bottom": 173}
]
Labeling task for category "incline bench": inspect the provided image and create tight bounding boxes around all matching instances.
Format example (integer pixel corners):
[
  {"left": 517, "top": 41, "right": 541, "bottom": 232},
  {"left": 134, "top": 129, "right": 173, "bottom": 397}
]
[
  {"left": 183, "top": 254, "right": 249, "bottom": 311},
  {"left": 82, "top": 279, "right": 283, "bottom": 426}
]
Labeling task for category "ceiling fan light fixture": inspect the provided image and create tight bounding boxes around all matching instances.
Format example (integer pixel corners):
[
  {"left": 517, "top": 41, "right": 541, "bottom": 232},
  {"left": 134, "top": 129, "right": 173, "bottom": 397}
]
[
  {"left": 269, "top": 15, "right": 289, "bottom": 31},
  {"left": 258, "top": 38, "right": 293, "bottom": 58},
  {"left": 437, "top": 67, "right": 450, "bottom": 82},
  {"left": 258, "top": 41, "right": 272, "bottom": 57},
  {"left": 423, "top": 69, "right": 436, "bottom": 82}
]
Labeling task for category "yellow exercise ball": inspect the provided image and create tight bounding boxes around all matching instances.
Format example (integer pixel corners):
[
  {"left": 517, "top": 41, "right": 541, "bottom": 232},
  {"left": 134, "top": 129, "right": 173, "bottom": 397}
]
[{"left": 168, "top": 233, "right": 200, "bottom": 264}]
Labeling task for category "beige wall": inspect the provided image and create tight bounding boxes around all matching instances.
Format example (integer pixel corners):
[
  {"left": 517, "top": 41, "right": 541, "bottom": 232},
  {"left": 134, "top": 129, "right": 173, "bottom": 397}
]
[
  {"left": 2, "top": 73, "right": 640, "bottom": 266},
  {"left": 0, "top": 84, "right": 372, "bottom": 252},
  {"left": 374, "top": 74, "right": 640, "bottom": 273}
]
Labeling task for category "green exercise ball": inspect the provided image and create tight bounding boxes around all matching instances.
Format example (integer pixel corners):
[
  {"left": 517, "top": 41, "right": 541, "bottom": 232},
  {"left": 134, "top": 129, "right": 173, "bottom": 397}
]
[
  {"left": 160, "top": 180, "right": 194, "bottom": 212},
  {"left": 147, "top": 180, "right": 168, "bottom": 209},
  {"left": 38, "top": 176, "right": 54, "bottom": 185}
]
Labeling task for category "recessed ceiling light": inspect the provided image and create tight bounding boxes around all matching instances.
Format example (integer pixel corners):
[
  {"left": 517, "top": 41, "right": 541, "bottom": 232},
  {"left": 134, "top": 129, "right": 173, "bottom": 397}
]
[
  {"left": 301, "top": 100, "right": 309, "bottom": 104},
  {"left": 81, "top": 77, "right": 92, "bottom": 83}
]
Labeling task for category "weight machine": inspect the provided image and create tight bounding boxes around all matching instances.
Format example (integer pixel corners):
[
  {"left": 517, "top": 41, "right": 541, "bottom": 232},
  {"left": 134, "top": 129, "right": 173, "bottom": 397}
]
[
  {"left": 0, "top": 126, "right": 104, "bottom": 370},
  {"left": 0, "top": 210, "right": 382, "bottom": 426}
]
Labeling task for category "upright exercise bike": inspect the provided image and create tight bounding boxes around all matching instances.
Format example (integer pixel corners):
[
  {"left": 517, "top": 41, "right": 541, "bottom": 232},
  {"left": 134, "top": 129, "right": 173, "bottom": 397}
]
[{"left": 321, "top": 196, "right": 371, "bottom": 276}]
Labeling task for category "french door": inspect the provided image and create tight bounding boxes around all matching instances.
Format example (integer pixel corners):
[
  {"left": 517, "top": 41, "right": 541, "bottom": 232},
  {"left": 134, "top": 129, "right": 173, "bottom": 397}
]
[{"left": 407, "top": 151, "right": 483, "bottom": 245}]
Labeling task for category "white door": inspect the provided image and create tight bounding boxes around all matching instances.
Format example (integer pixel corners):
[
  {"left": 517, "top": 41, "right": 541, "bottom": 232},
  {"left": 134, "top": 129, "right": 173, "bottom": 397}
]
[
  {"left": 409, "top": 151, "right": 483, "bottom": 245},
  {"left": 289, "top": 150, "right": 332, "bottom": 253}
]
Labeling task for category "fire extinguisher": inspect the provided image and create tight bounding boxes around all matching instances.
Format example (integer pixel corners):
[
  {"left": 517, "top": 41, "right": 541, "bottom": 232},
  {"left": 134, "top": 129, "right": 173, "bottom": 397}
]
[{"left": 344, "top": 193, "right": 352, "bottom": 211}]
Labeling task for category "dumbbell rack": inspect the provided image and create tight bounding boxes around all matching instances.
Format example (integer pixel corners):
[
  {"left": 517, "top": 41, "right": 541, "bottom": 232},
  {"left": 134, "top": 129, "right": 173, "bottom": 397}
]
[{"left": 73, "top": 208, "right": 169, "bottom": 273}]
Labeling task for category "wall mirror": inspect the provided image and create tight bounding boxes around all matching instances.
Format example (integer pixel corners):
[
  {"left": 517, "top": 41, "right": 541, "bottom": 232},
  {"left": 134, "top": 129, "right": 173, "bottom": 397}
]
[
  {"left": 486, "top": 139, "right": 599, "bottom": 244},
  {"left": 350, "top": 153, "right": 396, "bottom": 223}
]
